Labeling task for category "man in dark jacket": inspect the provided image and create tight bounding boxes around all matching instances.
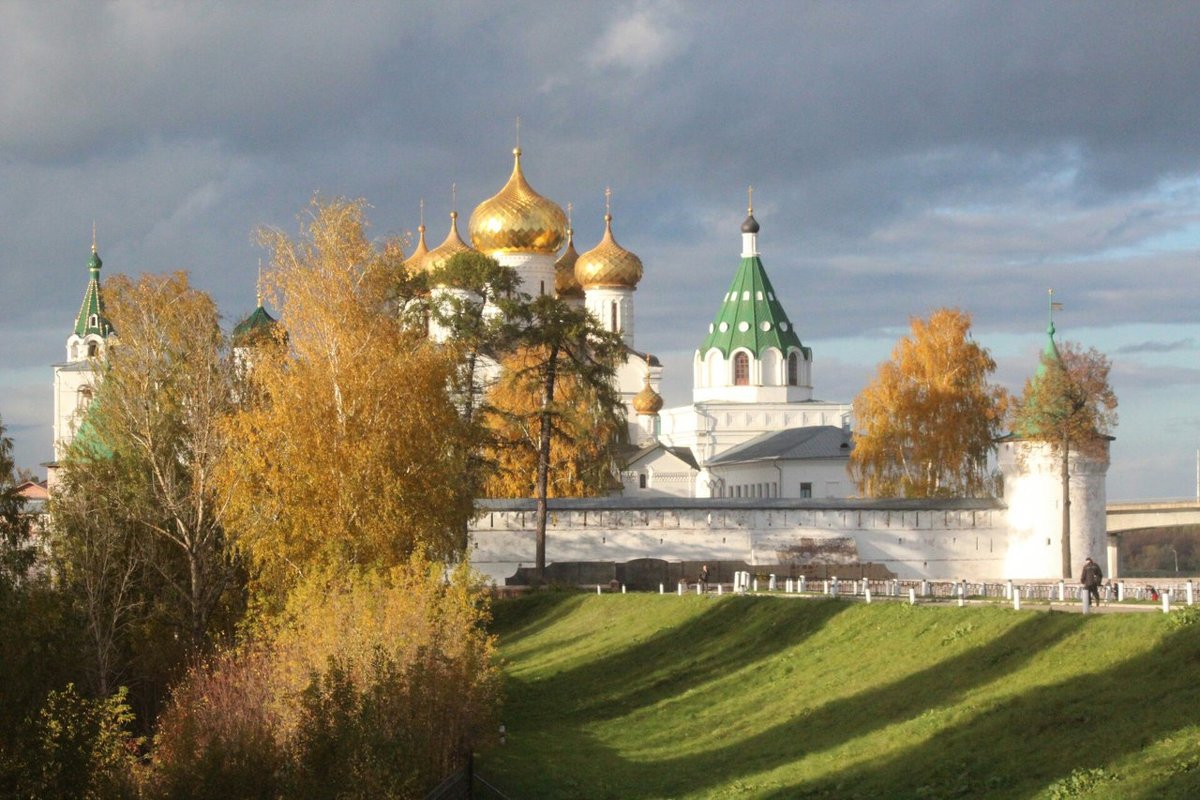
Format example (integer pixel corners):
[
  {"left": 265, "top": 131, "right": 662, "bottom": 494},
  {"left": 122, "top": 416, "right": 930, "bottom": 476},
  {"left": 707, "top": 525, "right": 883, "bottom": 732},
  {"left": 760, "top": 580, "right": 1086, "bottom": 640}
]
[{"left": 1080, "top": 557, "right": 1103, "bottom": 606}]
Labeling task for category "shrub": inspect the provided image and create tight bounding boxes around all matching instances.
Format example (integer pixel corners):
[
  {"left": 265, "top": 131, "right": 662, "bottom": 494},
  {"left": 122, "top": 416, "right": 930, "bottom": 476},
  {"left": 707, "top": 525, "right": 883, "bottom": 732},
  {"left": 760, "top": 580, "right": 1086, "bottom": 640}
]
[
  {"left": 31, "top": 684, "right": 140, "bottom": 800},
  {"left": 143, "top": 646, "right": 284, "bottom": 800}
]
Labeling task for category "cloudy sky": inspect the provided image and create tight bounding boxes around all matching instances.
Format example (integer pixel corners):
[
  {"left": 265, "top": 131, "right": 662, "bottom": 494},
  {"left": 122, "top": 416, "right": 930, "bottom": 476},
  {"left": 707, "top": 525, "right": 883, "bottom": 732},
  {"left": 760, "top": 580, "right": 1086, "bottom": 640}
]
[{"left": 2, "top": 1, "right": 1198, "bottom": 500}]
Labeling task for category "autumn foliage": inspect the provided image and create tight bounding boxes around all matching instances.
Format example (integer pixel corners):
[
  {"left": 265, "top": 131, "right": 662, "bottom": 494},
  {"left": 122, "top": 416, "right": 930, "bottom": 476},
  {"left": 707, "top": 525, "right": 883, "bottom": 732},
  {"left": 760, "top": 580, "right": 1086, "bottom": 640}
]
[
  {"left": 850, "top": 308, "right": 1011, "bottom": 498},
  {"left": 216, "top": 199, "right": 477, "bottom": 601}
]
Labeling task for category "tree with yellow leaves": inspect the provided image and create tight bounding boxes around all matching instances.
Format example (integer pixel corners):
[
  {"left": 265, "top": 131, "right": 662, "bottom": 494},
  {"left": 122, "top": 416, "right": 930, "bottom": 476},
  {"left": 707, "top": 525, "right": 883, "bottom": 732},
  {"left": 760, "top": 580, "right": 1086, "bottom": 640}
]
[
  {"left": 849, "top": 308, "right": 1010, "bottom": 498},
  {"left": 215, "top": 199, "right": 476, "bottom": 602}
]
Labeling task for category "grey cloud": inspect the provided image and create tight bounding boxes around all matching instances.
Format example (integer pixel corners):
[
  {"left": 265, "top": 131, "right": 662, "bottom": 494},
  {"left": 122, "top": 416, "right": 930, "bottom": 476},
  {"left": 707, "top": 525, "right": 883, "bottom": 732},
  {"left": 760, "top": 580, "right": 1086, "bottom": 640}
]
[{"left": 1116, "top": 338, "right": 1197, "bottom": 355}]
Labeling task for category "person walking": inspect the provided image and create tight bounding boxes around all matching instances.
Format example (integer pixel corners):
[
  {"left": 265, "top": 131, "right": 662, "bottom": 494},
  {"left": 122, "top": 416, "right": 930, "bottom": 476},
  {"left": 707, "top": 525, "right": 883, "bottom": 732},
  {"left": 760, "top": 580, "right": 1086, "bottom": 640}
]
[
  {"left": 1080, "top": 557, "right": 1103, "bottom": 607},
  {"left": 699, "top": 564, "right": 710, "bottom": 593}
]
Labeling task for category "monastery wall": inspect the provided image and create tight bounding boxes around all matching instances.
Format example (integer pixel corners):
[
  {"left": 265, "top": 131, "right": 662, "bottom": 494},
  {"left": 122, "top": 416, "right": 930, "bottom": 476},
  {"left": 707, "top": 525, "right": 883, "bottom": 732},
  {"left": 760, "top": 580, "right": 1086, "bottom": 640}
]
[{"left": 468, "top": 496, "right": 1072, "bottom": 585}]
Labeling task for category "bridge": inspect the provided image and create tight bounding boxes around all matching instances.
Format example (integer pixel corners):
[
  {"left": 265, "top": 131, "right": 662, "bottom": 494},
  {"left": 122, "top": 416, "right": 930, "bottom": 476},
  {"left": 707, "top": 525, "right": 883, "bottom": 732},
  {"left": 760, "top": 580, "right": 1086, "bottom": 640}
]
[{"left": 1107, "top": 500, "right": 1200, "bottom": 533}]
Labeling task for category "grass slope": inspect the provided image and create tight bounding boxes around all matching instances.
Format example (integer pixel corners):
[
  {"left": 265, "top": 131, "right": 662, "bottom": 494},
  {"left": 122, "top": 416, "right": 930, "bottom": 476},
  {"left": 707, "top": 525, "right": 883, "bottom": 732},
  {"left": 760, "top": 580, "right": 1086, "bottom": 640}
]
[{"left": 480, "top": 594, "right": 1200, "bottom": 799}]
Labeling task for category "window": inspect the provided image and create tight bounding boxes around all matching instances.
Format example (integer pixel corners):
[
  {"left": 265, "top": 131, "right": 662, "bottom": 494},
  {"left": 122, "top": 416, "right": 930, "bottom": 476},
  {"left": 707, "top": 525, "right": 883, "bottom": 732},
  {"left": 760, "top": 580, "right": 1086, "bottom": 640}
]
[
  {"left": 638, "top": 473, "right": 647, "bottom": 489},
  {"left": 89, "top": 314, "right": 98, "bottom": 328},
  {"left": 610, "top": 301, "right": 618, "bottom": 332},
  {"left": 76, "top": 387, "right": 93, "bottom": 410},
  {"left": 800, "top": 482, "right": 813, "bottom": 499},
  {"left": 733, "top": 352, "right": 749, "bottom": 385},
  {"left": 540, "top": 280, "right": 545, "bottom": 296},
  {"left": 788, "top": 352, "right": 799, "bottom": 386},
  {"left": 87, "top": 342, "right": 99, "bottom": 357}
]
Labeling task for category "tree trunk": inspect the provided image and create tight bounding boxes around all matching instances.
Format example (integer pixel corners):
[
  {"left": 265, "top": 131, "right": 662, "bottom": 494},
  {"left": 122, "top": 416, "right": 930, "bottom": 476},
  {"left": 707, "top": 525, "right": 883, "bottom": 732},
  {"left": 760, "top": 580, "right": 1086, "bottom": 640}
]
[
  {"left": 1060, "top": 431, "right": 1072, "bottom": 579},
  {"left": 534, "top": 348, "right": 559, "bottom": 583}
]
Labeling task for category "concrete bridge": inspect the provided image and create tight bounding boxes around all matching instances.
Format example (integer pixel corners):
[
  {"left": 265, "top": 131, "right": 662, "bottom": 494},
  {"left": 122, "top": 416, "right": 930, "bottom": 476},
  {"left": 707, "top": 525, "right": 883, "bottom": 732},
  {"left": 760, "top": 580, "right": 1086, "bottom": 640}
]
[{"left": 1107, "top": 500, "right": 1200, "bottom": 533}]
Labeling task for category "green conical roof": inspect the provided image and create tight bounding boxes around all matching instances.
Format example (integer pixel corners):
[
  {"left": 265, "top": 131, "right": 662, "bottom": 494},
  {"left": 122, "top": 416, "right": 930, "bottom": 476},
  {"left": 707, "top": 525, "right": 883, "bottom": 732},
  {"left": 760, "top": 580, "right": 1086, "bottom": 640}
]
[
  {"left": 232, "top": 303, "right": 279, "bottom": 347},
  {"left": 73, "top": 247, "right": 115, "bottom": 339},
  {"left": 699, "top": 252, "right": 808, "bottom": 359},
  {"left": 1034, "top": 320, "right": 1061, "bottom": 378}
]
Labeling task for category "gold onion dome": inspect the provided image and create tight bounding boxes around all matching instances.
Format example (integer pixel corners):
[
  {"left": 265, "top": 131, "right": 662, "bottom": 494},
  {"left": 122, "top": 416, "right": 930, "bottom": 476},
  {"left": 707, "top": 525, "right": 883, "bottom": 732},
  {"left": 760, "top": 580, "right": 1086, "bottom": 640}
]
[
  {"left": 632, "top": 373, "right": 663, "bottom": 415},
  {"left": 469, "top": 148, "right": 567, "bottom": 256},
  {"left": 575, "top": 211, "right": 643, "bottom": 289},
  {"left": 555, "top": 227, "right": 584, "bottom": 298},
  {"left": 419, "top": 211, "right": 475, "bottom": 273},
  {"left": 404, "top": 223, "right": 429, "bottom": 272}
]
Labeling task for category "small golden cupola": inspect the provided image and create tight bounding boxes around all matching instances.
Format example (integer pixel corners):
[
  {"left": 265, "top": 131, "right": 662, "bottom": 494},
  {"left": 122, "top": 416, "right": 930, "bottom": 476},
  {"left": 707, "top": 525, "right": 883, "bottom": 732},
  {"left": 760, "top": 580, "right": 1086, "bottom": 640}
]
[
  {"left": 469, "top": 147, "right": 568, "bottom": 256},
  {"left": 555, "top": 203, "right": 584, "bottom": 300},
  {"left": 632, "top": 371, "right": 664, "bottom": 415},
  {"left": 575, "top": 193, "right": 643, "bottom": 289},
  {"left": 420, "top": 210, "right": 475, "bottom": 273},
  {"left": 403, "top": 200, "right": 430, "bottom": 273}
]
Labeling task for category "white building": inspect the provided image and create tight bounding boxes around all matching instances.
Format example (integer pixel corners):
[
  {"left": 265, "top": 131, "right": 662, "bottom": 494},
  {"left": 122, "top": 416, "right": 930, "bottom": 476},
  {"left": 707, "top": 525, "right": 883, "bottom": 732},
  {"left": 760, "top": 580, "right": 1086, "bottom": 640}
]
[{"left": 50, "top": 241, "right": 114, "bottom": 486}]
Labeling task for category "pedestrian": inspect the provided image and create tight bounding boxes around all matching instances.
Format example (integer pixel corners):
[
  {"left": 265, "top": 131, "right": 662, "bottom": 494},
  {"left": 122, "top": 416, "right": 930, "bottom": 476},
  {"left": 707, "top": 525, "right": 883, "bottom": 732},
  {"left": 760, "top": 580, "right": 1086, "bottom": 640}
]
[
  {"left": 1080, "top": 557, "right": 1103, "bottom": 607},
  {"left": 699, "top": 564, "right": 710, "bottom": 593}
]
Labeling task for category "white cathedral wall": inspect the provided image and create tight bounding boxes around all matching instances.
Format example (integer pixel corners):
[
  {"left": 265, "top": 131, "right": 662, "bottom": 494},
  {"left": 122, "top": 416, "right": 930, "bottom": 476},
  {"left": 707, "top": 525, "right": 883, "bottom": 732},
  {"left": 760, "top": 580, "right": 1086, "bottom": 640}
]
[
  {"left": 711, "top": 458, "right": 852, "bottom": 499},
  {"left": 657, "top": 401, "right": 853, "bottom": 464},
  {"left": 495, "top": 252, "right": 557, "bottom": 298},
  {"left": 52, "top": 365, "right": 97, "bottom": 462},
  {"left": 584, "top": 286, "right": 635, "bottom": 347},
  {"left": 468, "top": 501, "right": 1025, "bottom": 585}
]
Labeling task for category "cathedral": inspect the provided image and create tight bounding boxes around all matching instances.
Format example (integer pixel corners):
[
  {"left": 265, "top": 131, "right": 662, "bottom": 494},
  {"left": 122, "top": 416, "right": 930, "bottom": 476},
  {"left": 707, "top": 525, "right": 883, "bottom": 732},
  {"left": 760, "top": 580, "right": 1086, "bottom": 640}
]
[{"left": 50, "top": 146, "right": 856, "bottom": 500}]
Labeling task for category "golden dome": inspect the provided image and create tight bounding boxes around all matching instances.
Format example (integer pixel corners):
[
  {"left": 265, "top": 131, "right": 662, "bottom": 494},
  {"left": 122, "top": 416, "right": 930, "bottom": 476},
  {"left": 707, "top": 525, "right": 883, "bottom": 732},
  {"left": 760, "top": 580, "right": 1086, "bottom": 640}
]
[
  {"left": 469, "top": 148, "right": 567, "bottom": 256},
  {"left": 632, "top": 373, "right": 663, "bottom": 415},
  {"left": 575, "top": 212, "right": 643, "bottom": 289},
  {"left": 403, "top": 223, "right": 429, "bottom": 273},
  {"left": 419, "top": 212, "right": 475, "bottom": 274},
  {"left": 555, "top": 227, "right": 584, "bottom": 298}
]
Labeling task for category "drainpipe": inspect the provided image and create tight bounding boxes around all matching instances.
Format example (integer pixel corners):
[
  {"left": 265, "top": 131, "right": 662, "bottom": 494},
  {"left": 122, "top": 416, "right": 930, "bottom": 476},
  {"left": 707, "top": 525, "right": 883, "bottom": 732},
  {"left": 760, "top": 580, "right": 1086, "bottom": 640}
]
[{"left": 773, "top": 460, "right": 785, "bottom": 499}]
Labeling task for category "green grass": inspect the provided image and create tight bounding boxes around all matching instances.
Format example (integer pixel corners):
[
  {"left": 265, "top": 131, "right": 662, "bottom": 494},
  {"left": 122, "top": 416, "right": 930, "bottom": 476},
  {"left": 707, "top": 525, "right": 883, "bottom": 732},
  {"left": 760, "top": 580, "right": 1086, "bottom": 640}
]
[{"left": 479, "top": 594, "right": 1200, "bottom": 799}]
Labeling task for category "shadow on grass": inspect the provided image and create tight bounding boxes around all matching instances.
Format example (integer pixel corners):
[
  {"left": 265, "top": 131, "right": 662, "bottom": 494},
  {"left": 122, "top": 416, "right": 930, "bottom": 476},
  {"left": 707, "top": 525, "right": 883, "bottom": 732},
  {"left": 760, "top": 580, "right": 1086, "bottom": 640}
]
[
  {"left": 514, "top": 596, "right": 851, "bottom": 727},
  {"left": 489, "top": 592, "right": 592, "bottom": 649},
  {"left": 759, "top": 619, "right": 1200, "bottom": 800},
  {"left": 492, "top": 601, "right": 1187, "bottom": 798}
]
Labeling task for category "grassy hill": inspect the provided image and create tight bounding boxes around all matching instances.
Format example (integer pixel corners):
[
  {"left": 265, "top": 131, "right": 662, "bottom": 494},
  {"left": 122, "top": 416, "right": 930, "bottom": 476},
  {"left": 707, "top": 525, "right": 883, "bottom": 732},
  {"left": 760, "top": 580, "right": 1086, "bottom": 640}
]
[{"left": 479, "top": 593, "right": 1200, "bottom": 799}]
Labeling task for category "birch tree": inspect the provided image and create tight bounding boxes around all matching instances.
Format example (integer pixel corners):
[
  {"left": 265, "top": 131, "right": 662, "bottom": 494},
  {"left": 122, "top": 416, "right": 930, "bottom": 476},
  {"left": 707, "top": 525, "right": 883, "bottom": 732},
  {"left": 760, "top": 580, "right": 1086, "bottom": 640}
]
[
  {"left": 216, "top": 199, "right": 476, "bottom": 601},
  {"left": 849, "top": 308, "right": 1011, "bottom": 498}
]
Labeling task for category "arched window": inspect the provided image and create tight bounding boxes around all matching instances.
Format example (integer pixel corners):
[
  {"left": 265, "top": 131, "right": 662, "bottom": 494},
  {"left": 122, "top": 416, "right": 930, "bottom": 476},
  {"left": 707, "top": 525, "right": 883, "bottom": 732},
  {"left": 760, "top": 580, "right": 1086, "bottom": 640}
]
[
  {"left": 76, "top": 387, "right": 93, "bottom": 410},
  {"left": 610, "top": 301, "right": 618, "bottom": 332},
  {"left": 638, "top": 473, "right": 647, "bottom": 489},
  {"left": 733, "top": 352, "right": 750, "bottom": 386},
  {"left": 788, "top": 352, "right": 799, "bottom": 386},
  {"left": 87, "top": 341, "right": 99, "bottom": 357},
  {"left": 540, "top": 280, "right": 545, "bottom": 296}
]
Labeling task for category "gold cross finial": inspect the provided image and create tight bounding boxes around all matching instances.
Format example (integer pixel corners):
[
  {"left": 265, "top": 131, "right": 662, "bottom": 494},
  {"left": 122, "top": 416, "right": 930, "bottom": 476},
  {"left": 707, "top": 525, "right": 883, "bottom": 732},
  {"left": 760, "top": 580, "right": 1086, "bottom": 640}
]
[
  {"left": 92, "top": 220, "right": 97, "bottom": 254},
  {"left": 515, "top": 115, "right": 521, "bottom": 149},
  {"left": 748, "top": 185, "right": 754, "bottom": 215},
  {"left": 451, "top": 182, "right": 457, "bottom": 214},
  {"left": 419, "top": 198, "right": 425, "bottom": 228},
  {"left": 256, "top": 259, "right": 263, "bottom": 307},
  {"left": 567, "top": 201, "right": 573, "bottom": 229},
  {"left": 605, "top": 186, "right": 612, "bottom": 216}
]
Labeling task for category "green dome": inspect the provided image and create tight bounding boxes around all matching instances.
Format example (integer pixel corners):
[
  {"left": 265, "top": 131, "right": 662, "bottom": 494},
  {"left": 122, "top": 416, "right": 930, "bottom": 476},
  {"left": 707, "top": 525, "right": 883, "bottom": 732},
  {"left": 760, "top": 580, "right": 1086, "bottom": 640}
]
[{"left": 232, "top": 304, "right": 279, "bottom": 347}]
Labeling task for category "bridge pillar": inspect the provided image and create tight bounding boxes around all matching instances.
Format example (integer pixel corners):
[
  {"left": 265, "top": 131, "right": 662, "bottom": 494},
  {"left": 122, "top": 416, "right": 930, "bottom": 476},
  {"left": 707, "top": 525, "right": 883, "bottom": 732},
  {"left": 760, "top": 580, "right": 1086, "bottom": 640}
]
[{"left": 1107, "top": 533, "right": 1121, "bottom": 579}]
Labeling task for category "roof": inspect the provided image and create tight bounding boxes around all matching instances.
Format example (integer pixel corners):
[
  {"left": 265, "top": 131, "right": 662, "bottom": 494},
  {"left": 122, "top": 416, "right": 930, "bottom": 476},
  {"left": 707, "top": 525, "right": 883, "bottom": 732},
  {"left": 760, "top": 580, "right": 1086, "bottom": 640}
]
[
  {"left": 232, "top": 303, "right": 279, "bottom": 346},
  {"left": 625, "top": 441, "right": 700, "bottom": 471},
  {"left": 698, "top": 252, "right": 808, "bottom": 359},
  {"left": 74, "top": 249, "right": 115, "bottom": 340},
  {"left": 707, "top": 425, "right": 852, "bottom": 466}
]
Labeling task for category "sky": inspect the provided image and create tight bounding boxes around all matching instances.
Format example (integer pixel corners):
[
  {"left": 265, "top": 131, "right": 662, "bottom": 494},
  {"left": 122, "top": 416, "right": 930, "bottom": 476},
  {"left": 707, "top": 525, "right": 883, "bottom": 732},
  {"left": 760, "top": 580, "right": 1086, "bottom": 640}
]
[{"left": 1, "top": 1, "right": 1198, "bottom": 500}]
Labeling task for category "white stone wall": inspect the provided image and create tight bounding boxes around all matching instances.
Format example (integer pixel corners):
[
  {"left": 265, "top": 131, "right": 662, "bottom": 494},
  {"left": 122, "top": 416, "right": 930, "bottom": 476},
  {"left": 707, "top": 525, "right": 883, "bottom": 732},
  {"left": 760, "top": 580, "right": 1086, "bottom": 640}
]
[
  {"left": 998, "top": 439, "right": 1109, "bottom": 578},
  {"left": 495, "top": 251, "right": 557, "bottom": 298},
  {"left": 467, "top": 499, "right": 1065, "bottom": 585}
]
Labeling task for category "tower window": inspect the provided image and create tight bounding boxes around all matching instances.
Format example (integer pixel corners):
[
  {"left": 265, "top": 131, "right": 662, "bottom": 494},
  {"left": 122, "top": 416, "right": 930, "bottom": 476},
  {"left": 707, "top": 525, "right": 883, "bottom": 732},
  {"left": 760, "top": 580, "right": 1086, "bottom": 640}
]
[
  {"left": 788, "top": 352, "right": 799, "bottom": 386},
  {"left": 89, "top": 314, "right": 98, "bottom": 328},
  {"left": 733, "top": 352, "right": 749, "bottom": 386},
  {"left": 610, "top": 301, "right": 618, "bottom": 332},
  {"left": 87, "top": 342, "right": 99, "bottom": 357},
  {"left": 540, "top": 280, "right": 545, "bottom": 296}
]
